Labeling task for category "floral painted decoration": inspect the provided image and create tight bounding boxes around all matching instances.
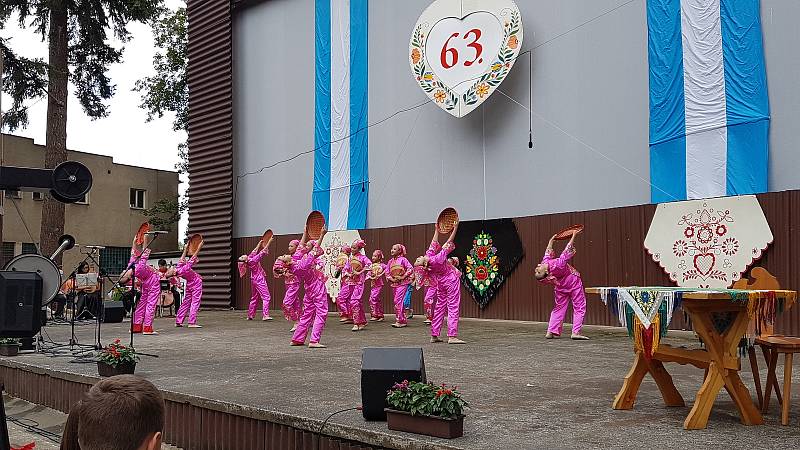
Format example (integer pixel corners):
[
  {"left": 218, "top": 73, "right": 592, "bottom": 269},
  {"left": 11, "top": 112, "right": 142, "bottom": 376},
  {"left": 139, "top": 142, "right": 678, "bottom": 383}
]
[{"left": 465, "top": 232, "right": 499, "bottom": 297}]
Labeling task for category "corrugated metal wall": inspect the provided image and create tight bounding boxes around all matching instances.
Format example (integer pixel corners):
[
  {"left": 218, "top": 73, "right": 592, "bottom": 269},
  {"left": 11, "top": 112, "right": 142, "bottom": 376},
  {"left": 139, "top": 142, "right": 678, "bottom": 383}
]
[
  {"left": 186, "top": 0, "right": 235, "bottom": 308},
  {"left": 234, "top": 191, "right": 800, "bottom": 335},
  {"left": 0, "top": 365, "right": 386, "bottom": 450}
]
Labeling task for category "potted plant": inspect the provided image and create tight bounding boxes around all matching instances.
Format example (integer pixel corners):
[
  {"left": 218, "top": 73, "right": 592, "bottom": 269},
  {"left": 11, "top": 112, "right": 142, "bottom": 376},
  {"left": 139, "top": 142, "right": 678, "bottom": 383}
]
[
  {"left": 385, "top": 380, "right": 468, "bottom": 439},
  {"left": 0, "top": 338, "right": 21, "bottom": 357},
  {"left": 97, "top": 339, "right": 139, "bottom": 377}
]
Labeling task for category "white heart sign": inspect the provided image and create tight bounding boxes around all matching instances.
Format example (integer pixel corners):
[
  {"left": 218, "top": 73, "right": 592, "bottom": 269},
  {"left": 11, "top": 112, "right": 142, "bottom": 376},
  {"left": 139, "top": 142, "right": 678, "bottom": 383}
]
[{"left": 410, "top": 0, "right": 524, "bottom": 118}]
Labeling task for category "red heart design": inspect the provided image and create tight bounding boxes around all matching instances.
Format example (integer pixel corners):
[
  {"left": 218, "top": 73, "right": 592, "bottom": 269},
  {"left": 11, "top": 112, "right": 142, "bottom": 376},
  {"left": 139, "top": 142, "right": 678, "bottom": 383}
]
[{"left": 693, "top": 253, "right": 716, "bottom": 276}]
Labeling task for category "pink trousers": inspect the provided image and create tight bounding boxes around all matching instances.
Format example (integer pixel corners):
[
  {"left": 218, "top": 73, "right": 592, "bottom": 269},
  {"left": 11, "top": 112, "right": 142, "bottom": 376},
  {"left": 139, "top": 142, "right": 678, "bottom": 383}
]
[
  {"left": 349, "top": 283, "right": 367, "bottom": 325},
  {"left": 547, "top": 287, "right": 586, "bottom": 335},
  {"left": 248, "top": 273, "right": 271, "bottom": 319},
  {"left": 291, "top": 284, "right": 328, "bottom": 344},
  {"left": 368, "top": 283, "right": 384, "bottom": 319},
  {"left": 392, "top": 285, "right": 409, "bottom": 324},
  {"left": 431, "top": 278, "right": 460, "bottom": 337},
  {"left": 176, "top": 280, "right": 203, "bottom": 325},
  {"left": 336, "top": 283, "right": 353, "bottom": 318},
  {"left": 424, "top": 285, "right": 437, "bottom": 320},
  {"left": 133, "top": 283, "right": 160, "bottom": 327},
  {"left": 282, "top": 282, "right": 301, "bottom": 321}
]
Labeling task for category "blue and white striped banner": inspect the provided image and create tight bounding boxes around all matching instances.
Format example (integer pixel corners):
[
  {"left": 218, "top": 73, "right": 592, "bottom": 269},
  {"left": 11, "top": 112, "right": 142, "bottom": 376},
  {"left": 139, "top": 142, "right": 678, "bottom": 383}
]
[
  {"left": 314, "top": 0, "right": 369, "bottom": 230},
  {"left": 648, "top": 0, "right": 769, "bottom": 203}
]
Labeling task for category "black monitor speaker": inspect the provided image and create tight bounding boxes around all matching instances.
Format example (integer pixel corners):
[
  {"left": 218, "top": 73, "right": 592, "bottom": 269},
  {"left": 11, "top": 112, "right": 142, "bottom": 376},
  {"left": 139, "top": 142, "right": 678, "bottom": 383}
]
[
  {"left": 361, "top": 347, "right": 426, "bottom": 421},
  {"left": 102, "top": 301, "right": 126, "bottom": 323},
  {"left": 0, "top": 272, "right": 43, "bottom": 338}
]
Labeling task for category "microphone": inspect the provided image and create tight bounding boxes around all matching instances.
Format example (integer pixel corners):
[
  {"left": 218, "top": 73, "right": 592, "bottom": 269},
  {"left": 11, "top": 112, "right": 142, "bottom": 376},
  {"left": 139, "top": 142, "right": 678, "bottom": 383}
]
[{"left": 145, "top": 231, "right": 169, "bottom": 235}]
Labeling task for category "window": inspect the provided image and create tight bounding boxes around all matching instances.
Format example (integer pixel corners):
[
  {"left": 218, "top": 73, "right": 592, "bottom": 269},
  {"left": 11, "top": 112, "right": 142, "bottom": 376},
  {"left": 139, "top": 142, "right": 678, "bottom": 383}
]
[
  {"left": 100, "top": 246, "right": 131, "bottom": 276},
  {"left": 1, "top": 242, "right": 15, "bottom": 262},
  {"left": 32, "top": 192, "right": 44, "bottom": 201},
  {"left": 130, "top": 188, "right": 146, "bottom": 209},
  {"left": 21, "top": 243, "right": 38, "bottom": 255},
  {"left": 4, "top": 190, "right": 22, "bottom": 199},
  {"left": 75, "top": 192, "right": 89, "bottom": 205}
]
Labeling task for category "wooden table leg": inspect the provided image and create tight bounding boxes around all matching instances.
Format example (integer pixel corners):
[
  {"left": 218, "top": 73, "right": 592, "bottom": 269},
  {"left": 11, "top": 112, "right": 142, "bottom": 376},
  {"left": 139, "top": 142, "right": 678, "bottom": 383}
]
[
  {"left": 748, "top": 347, "right": 763, "bottom": 409},
  {"left": 685, "top": 362, "right": 726, "bottom": 430},
  {"left": 649, "top": 359, "right": 685, "bottom": 407},
  {"left": 782, "top": 353, "right": 793, "bottom": 426},
  {"left": 722, "top": 369, "right": 764, "bottom": 426},
  {"left": 613, "top": 352, "right": 649, "bottom": 410}
]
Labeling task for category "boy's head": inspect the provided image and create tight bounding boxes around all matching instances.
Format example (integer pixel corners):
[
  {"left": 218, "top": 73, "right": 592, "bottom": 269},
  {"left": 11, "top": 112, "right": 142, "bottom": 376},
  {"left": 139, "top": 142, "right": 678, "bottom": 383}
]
[
  {"left": 534, "top": 263, "right": 549, "bottom": 280},
  {"left": 158, "top": 259, "right": 167, "bottom": 269},
  {"left": 78, "top": 375, "right": 164, "bottom": 450}
]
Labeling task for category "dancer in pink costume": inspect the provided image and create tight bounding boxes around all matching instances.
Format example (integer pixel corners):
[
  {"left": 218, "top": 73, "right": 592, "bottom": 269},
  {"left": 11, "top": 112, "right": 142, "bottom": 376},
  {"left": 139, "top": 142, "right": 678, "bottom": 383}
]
[
  {"left": 334, "top": 245, "right": 353, "bottom": 322},
  {"left": 535, "top": 232, "right": 589, "bottom": 340},
  {"left": 175, "top": 240, "right": 204, "bottom": 328},
  {"left": 366, "top": 250, "right": 386, "bottom": 321},
  {"left": 421, "top": 241, "right": 442, "bottom": 325},
  {"left": 386, "top": 244, "right": 413, "bottom": 328},
  {"left": 426, "top": 221, "right": 465, "bottom": 344},
  {"left": 289, "top": 229, "right": 329, "bottom": 348},
  {"left": 347, "top": 239, "right": 372, "bottom": 331},
  {"left": 275, "top": 239, "right": 303, "bottom": 331},
  {"left": 121, "top": 235, "right": 161, "bottom": 335},
  {"left": 238, "top": 237, "right": 274, "bottom": 321}
]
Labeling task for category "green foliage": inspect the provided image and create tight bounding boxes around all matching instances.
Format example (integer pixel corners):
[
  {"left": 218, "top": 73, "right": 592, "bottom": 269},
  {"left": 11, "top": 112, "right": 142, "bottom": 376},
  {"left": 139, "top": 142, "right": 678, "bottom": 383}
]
[
  {"left": 0, "top": 338, "right": 20, "bottom": 346},
  {"left": 386, "top": 380, "right": 468, "bottom": 419},
  {"left": 144, "top": 196, "right": 185, "bottom": 232},
  {"left": 0, "top": 0, "right": 163, "bottom": 130},
  {"left": 98, "top": 339, "right": 138, "bottom": 367}
]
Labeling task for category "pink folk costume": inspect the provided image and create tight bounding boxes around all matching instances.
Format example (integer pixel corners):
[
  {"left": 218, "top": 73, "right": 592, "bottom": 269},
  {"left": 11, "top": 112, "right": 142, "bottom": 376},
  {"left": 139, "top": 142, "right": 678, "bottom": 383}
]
[
  {"left": 335, "top": 246, "right": 353, "bottom": 319},
  {"left": 423, "top": 241, "right": 442, "bottom": 321},
  {"left": 132, "top": 249, "right": 161, "bottom": 334},
  {"left": 243, "top": 246, "right": 271, "bottom": 319},
  {"left": 428, "top": 241, "right": 461, "bottom": 338},
  {"left": 291, "top": 242, "right": 329, "bottom": 345},
  {"left": 346, "top": 246, "right": 371, "bottom": 327},
  {"left": 539, "top": 242, "right": 586, "bottom": 336},
  {"left": 368, "top": 261, "right": 387, "bottom": 320},
  {"left": 175, "top": 255, "right": 203, "bottom": 326},
  {"left": 387, "top": 247, "right": 413, "bottom": 325},
  {"left": 277, "top": 242, "right": 303, "bottom": 322}
]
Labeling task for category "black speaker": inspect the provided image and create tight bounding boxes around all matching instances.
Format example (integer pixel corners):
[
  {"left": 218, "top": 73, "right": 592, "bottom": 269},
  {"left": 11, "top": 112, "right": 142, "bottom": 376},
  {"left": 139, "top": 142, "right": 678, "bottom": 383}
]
[
  {"left": 361, "top": 347, "right": 426, "bottom": 421},
  {"left": 102, "top": 301, "right": 125, "bottom": 323},
  {"left": 0, "top": 271, "right": 43, "bottom": 338}
]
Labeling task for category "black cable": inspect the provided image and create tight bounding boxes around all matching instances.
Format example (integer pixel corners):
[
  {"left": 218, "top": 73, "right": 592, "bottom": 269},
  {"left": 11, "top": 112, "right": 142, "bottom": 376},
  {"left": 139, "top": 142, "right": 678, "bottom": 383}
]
[
  {"left": 316, "top": 406, "right": 361, "bottom": 450},
  {"left": 6, "top": 416, "right": 62, "bottom": 444}
]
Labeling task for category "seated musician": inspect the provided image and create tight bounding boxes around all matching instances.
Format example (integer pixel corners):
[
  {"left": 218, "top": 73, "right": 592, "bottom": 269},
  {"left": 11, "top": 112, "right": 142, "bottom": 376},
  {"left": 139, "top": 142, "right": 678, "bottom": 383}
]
[
  {"left": 158, "top": 260, "right": 182, "bottom": 308},
  {"left": 74, "top": 262, "right": 101, "bottom": 318},
  {"left": 50, "top": 269, "right": 70, "bottom": 318}
]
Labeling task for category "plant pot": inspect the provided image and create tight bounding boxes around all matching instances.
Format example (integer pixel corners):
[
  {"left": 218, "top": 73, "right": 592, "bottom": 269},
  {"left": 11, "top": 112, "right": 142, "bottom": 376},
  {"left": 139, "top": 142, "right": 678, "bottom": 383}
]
[
  {"left": 385, "top": 409, "right": 464, "bottom": 439},
  {"left": 97, "top": 361, "right": 136, "bottom": 377},
  {"left": 0, "top": 345, "right": 19, "bottom": 357}
]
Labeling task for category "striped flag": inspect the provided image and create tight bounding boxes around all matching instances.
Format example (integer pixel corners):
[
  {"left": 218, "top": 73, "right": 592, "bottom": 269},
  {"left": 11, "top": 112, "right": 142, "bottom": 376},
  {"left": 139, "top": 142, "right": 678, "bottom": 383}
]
[
  {"left": 648, "top": 0, "right": 769, "bottom": 203},
  {"left": 313, "top": 0, "right": 369, "bottom": 230}
]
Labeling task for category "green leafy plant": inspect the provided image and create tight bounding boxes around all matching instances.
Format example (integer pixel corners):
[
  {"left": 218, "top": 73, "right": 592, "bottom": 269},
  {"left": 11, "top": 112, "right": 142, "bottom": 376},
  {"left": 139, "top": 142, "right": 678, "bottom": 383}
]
[
  {"left": 98, "top": 339, "right": 139, "bottom": 367},
  {"left": 386, "top": 380, "right": 468, "bottom": 419},
  {"left": 0, "top": 338, "right": 20, "bottom": 346}
]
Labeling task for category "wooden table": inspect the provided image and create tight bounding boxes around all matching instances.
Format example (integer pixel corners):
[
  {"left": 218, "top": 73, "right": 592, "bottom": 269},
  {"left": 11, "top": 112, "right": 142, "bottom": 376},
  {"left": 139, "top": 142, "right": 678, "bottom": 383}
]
[{"left": 586, "top": 288, "right": 796, "bottom": 430}]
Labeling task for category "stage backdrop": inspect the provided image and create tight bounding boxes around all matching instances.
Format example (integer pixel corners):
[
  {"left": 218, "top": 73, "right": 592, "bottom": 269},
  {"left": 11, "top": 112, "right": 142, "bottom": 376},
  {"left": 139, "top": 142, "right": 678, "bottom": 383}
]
[{"left": 233, "top": 190, "right": 800, "bottom": 336}]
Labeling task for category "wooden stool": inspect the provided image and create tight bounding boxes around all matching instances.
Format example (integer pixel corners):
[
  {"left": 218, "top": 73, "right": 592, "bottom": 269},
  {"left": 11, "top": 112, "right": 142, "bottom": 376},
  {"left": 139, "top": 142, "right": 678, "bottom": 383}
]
[{"left": 756, "top": 335, "right": 800, "bottom": 425}]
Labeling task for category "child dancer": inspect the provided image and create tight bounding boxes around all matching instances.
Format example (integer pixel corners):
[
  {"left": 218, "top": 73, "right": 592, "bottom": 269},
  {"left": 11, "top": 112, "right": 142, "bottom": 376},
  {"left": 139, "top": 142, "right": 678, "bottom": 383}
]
[
  {"left": 335, "top": 245, "right": 353, "bottom": 322},
  {"left": 535, "top": 232, "right": 588, "bottom": 340},
  {"left": 427, "top": 222, "right": 465, "bottom": 344},
  {"left": 290, "top": 229, "right": 329, "bottom": 348},
  {"left": 386, "top": 244, "right": 413, "bottom": 328},
  {"left": 276, "top": 239, "right": 303, "bottom": 331},
  {"left": 422, "top": 242, "right": 441, "bottom": 325},
  {"left": 238, "top": 237, "right": 274, "bottom": 321},
  {"left": 346, "top": 239, "right": 371, "bottom": 331},
  {"left": 366, "top": 250, "right": 386, "bottom": 321},
  {"left": 175, "top": 240, "right": 204, "bottom": 328},
  {"left": 125, "top": 235, "right": 161, "bottom": 335}
]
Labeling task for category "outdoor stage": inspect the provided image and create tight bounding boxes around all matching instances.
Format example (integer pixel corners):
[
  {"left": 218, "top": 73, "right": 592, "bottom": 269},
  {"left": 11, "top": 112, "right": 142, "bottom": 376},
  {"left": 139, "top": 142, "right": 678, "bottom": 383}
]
[{"left": 2, "top": 311, "right": 799, "bottom": 449}]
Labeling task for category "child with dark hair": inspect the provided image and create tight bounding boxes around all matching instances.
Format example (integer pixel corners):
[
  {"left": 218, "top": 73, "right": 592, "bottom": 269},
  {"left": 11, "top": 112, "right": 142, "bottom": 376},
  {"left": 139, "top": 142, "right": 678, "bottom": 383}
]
[
  {"left": 76, "top": 375, "right": 165, "bottom": 450},
  {"left": 535, "top": 232, "right": 589, "bottom": 340}
]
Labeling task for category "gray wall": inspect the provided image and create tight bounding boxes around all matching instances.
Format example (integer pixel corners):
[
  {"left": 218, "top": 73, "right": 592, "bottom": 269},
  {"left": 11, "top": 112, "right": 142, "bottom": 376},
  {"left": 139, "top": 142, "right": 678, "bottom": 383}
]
[{"left": 233, "top": 0, "right": 800, "bottom": 237}]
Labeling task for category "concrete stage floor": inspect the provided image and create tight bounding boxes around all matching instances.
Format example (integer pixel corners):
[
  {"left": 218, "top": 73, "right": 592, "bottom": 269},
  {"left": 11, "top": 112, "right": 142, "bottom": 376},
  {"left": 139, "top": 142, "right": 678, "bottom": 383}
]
[{"left": 5, "top": 310, "right": 800, "bottom": 449}]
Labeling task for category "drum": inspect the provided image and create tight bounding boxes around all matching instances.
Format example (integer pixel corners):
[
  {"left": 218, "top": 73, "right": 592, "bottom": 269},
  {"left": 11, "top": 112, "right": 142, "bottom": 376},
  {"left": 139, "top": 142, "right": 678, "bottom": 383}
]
[
  {"left": 4, "top": 254, "right": 62, "bottom": 304},
  {"left": 159, "top": 290, "right": 175, "bottom": 307}
]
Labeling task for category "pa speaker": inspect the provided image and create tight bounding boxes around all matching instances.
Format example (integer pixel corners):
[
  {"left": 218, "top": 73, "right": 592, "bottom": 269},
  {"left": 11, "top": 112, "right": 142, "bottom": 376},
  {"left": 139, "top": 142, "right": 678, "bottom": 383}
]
[
  {"left": 0, "top": 271, "right": 43, "bottom": 338},
  {"left": 361, "top": 347, "right": 426, "bottom": 421},
  {"left": 102, "top": 301, "right": 125, "bottom": 323}
]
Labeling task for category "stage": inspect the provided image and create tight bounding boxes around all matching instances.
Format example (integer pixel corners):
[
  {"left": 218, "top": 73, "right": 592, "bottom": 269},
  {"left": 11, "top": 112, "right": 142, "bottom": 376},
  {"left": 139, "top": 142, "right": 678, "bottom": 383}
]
[{"left": 2, "top": 311, "right": 799, "bottom": 449}]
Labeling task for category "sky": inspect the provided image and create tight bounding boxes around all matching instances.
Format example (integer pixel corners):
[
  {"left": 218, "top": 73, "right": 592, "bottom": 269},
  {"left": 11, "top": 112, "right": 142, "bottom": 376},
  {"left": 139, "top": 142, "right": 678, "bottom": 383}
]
[{"left": 1, "top": 1, "right": 188, "bottom": 240}]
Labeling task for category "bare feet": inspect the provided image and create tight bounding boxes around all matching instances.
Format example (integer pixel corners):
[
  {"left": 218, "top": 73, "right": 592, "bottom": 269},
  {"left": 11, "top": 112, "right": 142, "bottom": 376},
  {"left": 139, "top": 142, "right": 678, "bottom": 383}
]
[
  {"left": 308, "top": 342, "right": 326, "bottom": 348},
  {"left": 391, "top": 322, "right": 407, "bottom": 328},
  {"left": 571, "top": 334, "right": 590, "bottom": 340},
  {"left": 448, "top": 337, "right": 466, "bottom": 344},
  {"left": 430, "top": 336, "right": 443, "bottom": 343},
  {"left": 351, "top": 325, "right": 360, "bottom": 332},
  {"left": 545, "top": 332, "right": 560, "bottom": 339}
]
